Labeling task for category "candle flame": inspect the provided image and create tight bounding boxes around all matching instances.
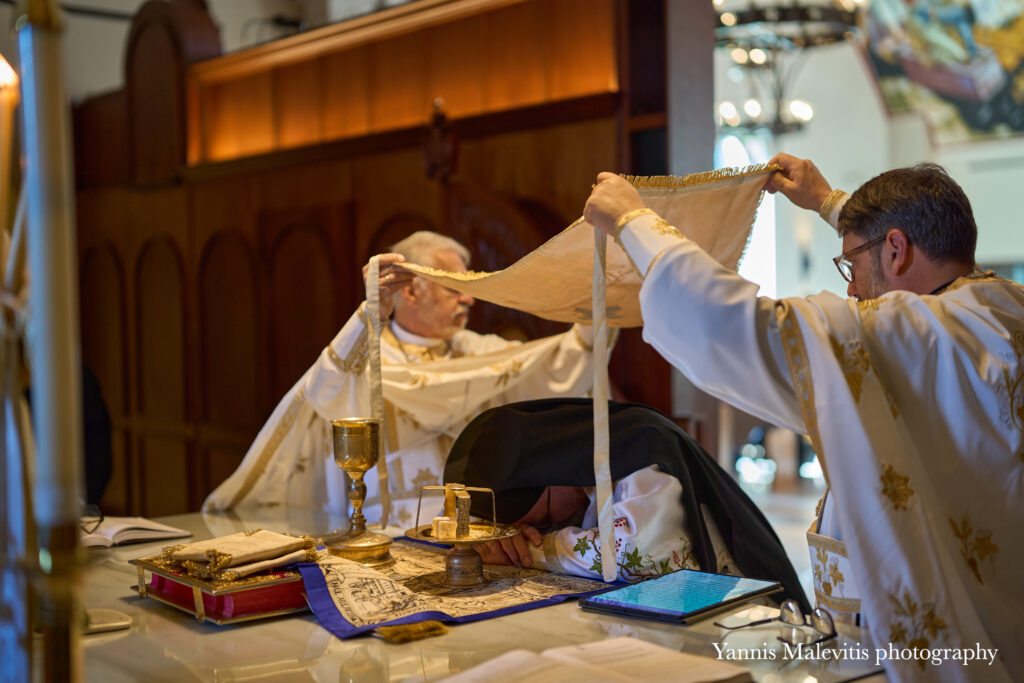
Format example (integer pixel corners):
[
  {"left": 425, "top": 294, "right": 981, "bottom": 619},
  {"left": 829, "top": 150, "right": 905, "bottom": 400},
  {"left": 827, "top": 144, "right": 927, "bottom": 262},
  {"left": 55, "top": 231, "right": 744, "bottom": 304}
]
[{"left": 0, "top": 56, "right": 18, "bottom": 90}]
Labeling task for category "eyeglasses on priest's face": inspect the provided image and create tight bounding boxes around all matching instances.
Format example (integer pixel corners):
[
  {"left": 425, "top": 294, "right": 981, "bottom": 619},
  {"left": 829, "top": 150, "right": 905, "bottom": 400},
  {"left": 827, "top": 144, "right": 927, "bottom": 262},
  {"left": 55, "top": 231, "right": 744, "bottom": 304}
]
[
  {"left": 832, "top": 234, "right": 886, "bottom": 284},
  {"left": 715, "top": 599, "right": 836, "bottom": 647}
]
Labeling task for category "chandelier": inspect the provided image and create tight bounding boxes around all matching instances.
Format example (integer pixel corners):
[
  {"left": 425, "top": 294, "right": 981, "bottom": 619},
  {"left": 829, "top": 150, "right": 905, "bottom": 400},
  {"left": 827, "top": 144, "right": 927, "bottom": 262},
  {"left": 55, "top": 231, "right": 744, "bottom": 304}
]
[{"left": 714, "top": 0, "right": 863, "bottom": 135}]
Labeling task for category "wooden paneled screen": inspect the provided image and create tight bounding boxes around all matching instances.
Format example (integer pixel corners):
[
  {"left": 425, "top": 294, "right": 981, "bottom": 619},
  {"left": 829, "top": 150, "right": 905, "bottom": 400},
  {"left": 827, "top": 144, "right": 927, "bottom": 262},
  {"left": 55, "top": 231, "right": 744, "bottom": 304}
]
[{"left": 73, "top": 0, "right": 704, "bottom": 515}]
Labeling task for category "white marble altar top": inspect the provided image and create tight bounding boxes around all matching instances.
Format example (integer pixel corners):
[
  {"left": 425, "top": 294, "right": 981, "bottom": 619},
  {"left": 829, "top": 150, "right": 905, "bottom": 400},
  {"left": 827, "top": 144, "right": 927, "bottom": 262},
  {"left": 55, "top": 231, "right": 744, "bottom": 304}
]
[{"left": 82, "top": 506, "right": 886, "bottom": 682}]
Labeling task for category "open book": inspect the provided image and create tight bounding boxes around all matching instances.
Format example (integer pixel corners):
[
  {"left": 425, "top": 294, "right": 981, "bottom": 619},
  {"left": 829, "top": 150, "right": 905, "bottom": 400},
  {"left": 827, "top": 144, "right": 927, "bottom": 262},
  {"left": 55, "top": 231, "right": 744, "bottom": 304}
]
[
  {"left": 445, "top": 636, "right": 750, "bottom": 683},
  {"left": 81, "top": 516, "right": 191, "bottom": 548}
]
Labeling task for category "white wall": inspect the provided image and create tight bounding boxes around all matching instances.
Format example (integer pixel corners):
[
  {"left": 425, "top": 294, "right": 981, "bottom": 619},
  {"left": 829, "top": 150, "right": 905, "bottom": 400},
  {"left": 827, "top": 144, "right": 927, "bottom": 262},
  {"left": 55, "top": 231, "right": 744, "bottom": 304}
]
[
  {"left": 715, "top": 42, "right": 891, "bottom": 298},
  {"left": 0, "top": 0, "right": 304, "bottom": 104},
  {"left": 715, "top": 38, "right": 1024, "bottom": 297}
]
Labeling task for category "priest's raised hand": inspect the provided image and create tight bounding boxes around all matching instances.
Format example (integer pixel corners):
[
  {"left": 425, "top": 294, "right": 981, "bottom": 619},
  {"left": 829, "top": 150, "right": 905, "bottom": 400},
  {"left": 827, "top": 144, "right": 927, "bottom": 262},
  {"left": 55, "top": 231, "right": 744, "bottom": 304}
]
[
  {"left": 361, "top": 252, "right": 415, "bottom": 321},
  {"left": 583, "top": 172, "right": 646, "bottom": 236}
]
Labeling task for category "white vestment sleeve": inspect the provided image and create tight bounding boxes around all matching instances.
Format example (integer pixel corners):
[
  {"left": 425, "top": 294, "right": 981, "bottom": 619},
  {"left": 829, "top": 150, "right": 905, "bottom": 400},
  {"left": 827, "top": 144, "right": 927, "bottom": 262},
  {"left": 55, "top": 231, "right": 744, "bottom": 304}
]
[
  {"left": 497, "top": 328, "right": 596, "bottom": 405},
  {"left": 305, "top": 304, "right": 373, "bottom": 419},
  {"left": 617, "top": 214, "right": 803, "bottom": 432},
  {"left": 529, "top": 467, "right": 699, "bottom": 581}
]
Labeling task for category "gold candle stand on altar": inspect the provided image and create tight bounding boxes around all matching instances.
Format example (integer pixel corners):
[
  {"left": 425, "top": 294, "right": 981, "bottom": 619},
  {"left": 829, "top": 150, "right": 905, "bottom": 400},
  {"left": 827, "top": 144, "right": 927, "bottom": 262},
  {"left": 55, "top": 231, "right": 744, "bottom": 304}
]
[
  {"left": 326, "top": 418, "right": 395, "bottom": 568},
  {"left": 405, "top": 483, "right": 517, "bottom": 588}
]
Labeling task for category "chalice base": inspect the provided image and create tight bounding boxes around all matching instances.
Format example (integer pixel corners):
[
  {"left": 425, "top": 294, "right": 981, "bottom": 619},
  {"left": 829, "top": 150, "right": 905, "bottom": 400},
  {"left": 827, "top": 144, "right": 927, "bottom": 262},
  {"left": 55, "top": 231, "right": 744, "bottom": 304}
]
[{"left": 327, "top": 530, "right": 396, "bottom": 569}]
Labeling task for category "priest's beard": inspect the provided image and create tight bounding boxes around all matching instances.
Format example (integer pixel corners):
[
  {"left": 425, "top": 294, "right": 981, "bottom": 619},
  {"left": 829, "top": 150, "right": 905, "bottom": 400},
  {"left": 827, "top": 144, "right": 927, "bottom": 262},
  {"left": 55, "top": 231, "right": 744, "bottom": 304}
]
[{"left": 860, "top": 253, "right": 891, "bottom": 301}]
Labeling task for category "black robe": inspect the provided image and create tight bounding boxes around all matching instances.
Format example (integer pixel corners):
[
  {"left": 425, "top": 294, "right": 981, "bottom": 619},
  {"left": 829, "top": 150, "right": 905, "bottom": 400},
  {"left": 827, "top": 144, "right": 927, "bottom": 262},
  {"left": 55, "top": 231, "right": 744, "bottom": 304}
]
[{"left": 444, "top": 398, "right": 809, "bottom": 610}]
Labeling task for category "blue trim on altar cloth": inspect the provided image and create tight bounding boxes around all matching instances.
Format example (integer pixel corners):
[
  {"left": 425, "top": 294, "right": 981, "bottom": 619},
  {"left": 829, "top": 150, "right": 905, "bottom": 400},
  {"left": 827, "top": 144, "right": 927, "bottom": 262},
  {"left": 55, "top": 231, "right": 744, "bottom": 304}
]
[{"left": 298, "top": 540, "right": 615, "bottom": 639}]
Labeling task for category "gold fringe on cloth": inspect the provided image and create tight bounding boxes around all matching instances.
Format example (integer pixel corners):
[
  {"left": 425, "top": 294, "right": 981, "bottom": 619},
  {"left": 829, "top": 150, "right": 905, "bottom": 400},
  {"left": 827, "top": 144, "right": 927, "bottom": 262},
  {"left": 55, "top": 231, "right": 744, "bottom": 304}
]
[
  {"left": 621, "top": 162, "right": 780, "bottom": 189},
  {"left": 373, "top": 620, "right": 449, "bottom": 643}
]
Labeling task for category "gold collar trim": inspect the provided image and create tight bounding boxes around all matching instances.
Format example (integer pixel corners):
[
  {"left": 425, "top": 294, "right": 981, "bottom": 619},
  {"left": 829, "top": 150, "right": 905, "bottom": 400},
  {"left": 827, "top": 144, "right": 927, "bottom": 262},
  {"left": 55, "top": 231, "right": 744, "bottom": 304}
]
[{"left": 382, "top": 324, "right": 452, "bottom": 361}]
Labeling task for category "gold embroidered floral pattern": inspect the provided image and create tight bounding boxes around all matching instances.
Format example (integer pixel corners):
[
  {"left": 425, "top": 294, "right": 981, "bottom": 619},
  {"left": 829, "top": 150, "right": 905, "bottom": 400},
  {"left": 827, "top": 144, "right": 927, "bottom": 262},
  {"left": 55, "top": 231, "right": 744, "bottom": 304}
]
[
  {"left": 829, "top": 335, "right": 871, "bottom": 402},
  {"left": 407, "top": 373, "right": 437, "bottom": 390},
  {"left": 650, "top": 217, "right": 684, "bottom": 239},
  {"left": 397, "top": 507, "right": 413, "bottom": 525},
  {"left": 813, "top": 546, "right": 846, "bottom": 597},
  {"left": 1001, "top": 330, "right": 1024, "bottom": 434},
  {"left": 948, "top": 514, "right": 999, "bottom": 585},
  {"left": 394, "top": 405, "right": 420, "bottom": 430},
  {"left": 491, "top": 358, "right": 524, "bottom": 388},
  {"left": 411, "top": 469, "right": 439, "bottom": 489},
  {"left": 881, "top": 383, "right": 901, "bottom": 419},
  {"left": 888, "top": 591, "right": 948, "bottom": 670},
  {"left": 855, "top": 297, "right": 888, "bottom": 313},
  {"left": 880, "top": 463, "right": 913, "bottom": 511}
]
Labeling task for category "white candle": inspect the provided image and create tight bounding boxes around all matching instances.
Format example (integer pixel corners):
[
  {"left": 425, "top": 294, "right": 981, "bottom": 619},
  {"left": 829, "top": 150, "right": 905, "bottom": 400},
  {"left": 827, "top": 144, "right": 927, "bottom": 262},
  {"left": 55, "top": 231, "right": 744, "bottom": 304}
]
[
  {"left": 0, "top": 56, "right": 18, "bottom": 235},
  {"left": 18, "top": 0, "right": 84, "bottom": 679}
]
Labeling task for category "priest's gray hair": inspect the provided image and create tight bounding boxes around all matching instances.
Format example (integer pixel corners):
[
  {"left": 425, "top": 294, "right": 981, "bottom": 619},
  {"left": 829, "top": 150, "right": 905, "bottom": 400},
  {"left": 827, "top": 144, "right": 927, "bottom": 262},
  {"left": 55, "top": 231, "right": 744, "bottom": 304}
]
[{"left": 390, "top": 231, "right": 470, "bottom": 268}]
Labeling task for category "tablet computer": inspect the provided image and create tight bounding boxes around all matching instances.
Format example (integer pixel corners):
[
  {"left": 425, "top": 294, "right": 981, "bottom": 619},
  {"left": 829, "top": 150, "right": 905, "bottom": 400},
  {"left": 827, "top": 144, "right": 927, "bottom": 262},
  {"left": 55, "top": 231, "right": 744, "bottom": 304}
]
[{"left": 579, "top": 569, "right": 782, "bottom": 624}]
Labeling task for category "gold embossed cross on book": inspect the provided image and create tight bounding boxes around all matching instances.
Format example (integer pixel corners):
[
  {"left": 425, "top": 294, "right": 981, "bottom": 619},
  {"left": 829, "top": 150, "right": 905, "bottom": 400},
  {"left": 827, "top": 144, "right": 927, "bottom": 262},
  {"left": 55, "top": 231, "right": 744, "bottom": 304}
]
[{"left": 444, "top": 637, "right": 751, "bottom": 683}]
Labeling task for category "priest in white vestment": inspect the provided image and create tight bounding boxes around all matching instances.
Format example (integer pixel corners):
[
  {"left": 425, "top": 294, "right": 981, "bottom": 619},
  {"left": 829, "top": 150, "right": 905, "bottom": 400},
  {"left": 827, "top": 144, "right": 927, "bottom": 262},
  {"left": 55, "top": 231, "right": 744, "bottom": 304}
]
[
  {"left": 583, "top": 156, "right": 1022, "bottom": 682},
  {"left": 204, "top": 231, "right": 599, "bottom": 530}
]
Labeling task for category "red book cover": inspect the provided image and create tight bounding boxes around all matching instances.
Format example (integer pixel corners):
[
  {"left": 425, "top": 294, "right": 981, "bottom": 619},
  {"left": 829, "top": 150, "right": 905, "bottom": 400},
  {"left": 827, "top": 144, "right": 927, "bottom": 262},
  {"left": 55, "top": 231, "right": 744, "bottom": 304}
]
[{"left": 147, "top": 571, "right": 308, "bottom": 621}]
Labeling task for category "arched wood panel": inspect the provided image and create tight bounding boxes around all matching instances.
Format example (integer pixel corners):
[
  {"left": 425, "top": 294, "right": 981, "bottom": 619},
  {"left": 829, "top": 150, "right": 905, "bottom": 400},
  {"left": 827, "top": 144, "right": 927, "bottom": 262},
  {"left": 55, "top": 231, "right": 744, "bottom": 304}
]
[
  {"left": 199, "top": 231, "right": 261, "bottom": 494},
  {"left": 135, "top": 236, "right": 191, "bottom": 515},
  {"left": 266, "top": 224, "right": 339, "bottom": 400},
  {"left": 127, "top": 22, "right": 181, "bottom": 184},
  {"left": 364, "top": 213, "right": 437, "bottom": 265},
  {"left": 125, "top": 0, "right": 220, "bottom": 182},
  {"left": 80, "top": 243, "right": 130, "bottom": 514}
]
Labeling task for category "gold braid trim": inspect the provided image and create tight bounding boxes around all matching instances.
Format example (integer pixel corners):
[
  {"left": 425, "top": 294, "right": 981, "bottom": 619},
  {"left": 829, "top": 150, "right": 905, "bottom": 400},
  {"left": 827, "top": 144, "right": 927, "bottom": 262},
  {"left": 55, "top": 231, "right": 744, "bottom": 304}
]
[
  {"left": 401, "top": 263, "right": 492, "bottom": 281},
  {"left": 621, "top": 163, "right": 779, "bottom": 189},
  {"left": 225, "top": 389, "right": 308, "bottom": 508},
  {"left": 614, "top": 208, "right": 656, "bottom": 237},
  {"left": 936, "top": 269, "right": 1016, "bottom": 295},
  {"left": 183, "top": 550, "right": 234, "bottom": 578},
  {"left": 775, "top": 301, "right": 831, "bottom": 488},
  {"left": 819, "top": 189, "right": 848, "bottom": 225}
]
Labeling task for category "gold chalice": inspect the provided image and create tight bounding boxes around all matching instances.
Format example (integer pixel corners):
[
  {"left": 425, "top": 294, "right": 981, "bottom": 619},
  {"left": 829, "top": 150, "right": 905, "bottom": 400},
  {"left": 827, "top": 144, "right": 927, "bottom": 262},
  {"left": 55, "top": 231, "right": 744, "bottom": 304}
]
[{"left": 326, "top": 418, "right": 395, "bottom": 568}]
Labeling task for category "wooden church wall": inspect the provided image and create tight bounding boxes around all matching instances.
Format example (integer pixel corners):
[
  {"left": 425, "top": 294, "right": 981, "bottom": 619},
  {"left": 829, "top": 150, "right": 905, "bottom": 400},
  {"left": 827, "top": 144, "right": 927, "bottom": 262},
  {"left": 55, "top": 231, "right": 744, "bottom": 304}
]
[
  {"left": 188, "top": 0, "right": 617, "bottom": 164},
  {"left": 73, "top": 0, "right": 694, "bottom": 517}
]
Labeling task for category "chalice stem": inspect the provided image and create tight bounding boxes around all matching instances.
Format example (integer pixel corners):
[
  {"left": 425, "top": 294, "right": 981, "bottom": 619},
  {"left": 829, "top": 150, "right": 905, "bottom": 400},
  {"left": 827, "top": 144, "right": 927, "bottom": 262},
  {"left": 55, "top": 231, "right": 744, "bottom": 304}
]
[{"left": 349, "top": 474, "right": 367, "bottom": 535}]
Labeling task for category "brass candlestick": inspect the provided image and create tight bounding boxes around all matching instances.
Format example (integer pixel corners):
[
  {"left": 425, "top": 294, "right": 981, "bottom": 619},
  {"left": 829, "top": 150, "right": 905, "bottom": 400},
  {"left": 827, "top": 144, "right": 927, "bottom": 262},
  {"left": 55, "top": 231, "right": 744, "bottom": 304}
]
[{"left": 327, "top": 418, "right": 395, "bottom": 568}]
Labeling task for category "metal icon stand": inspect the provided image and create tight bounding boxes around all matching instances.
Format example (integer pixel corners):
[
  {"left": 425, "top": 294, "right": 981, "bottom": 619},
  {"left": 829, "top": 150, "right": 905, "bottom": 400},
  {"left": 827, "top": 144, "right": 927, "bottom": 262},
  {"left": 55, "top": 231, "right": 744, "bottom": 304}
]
[{"left": 404, "top": 483, "right": 517, "bottom": 587}]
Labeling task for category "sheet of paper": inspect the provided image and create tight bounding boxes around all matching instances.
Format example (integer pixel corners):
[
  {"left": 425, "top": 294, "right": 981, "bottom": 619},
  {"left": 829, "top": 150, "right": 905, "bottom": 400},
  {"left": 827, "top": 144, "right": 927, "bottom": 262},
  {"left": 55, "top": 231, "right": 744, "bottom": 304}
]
[
  {"left": 443, "top": 650, "right": 626, "bottom": 683},
  {"left": 543, "top": 637, "right": 749, "bottom": 683}
]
